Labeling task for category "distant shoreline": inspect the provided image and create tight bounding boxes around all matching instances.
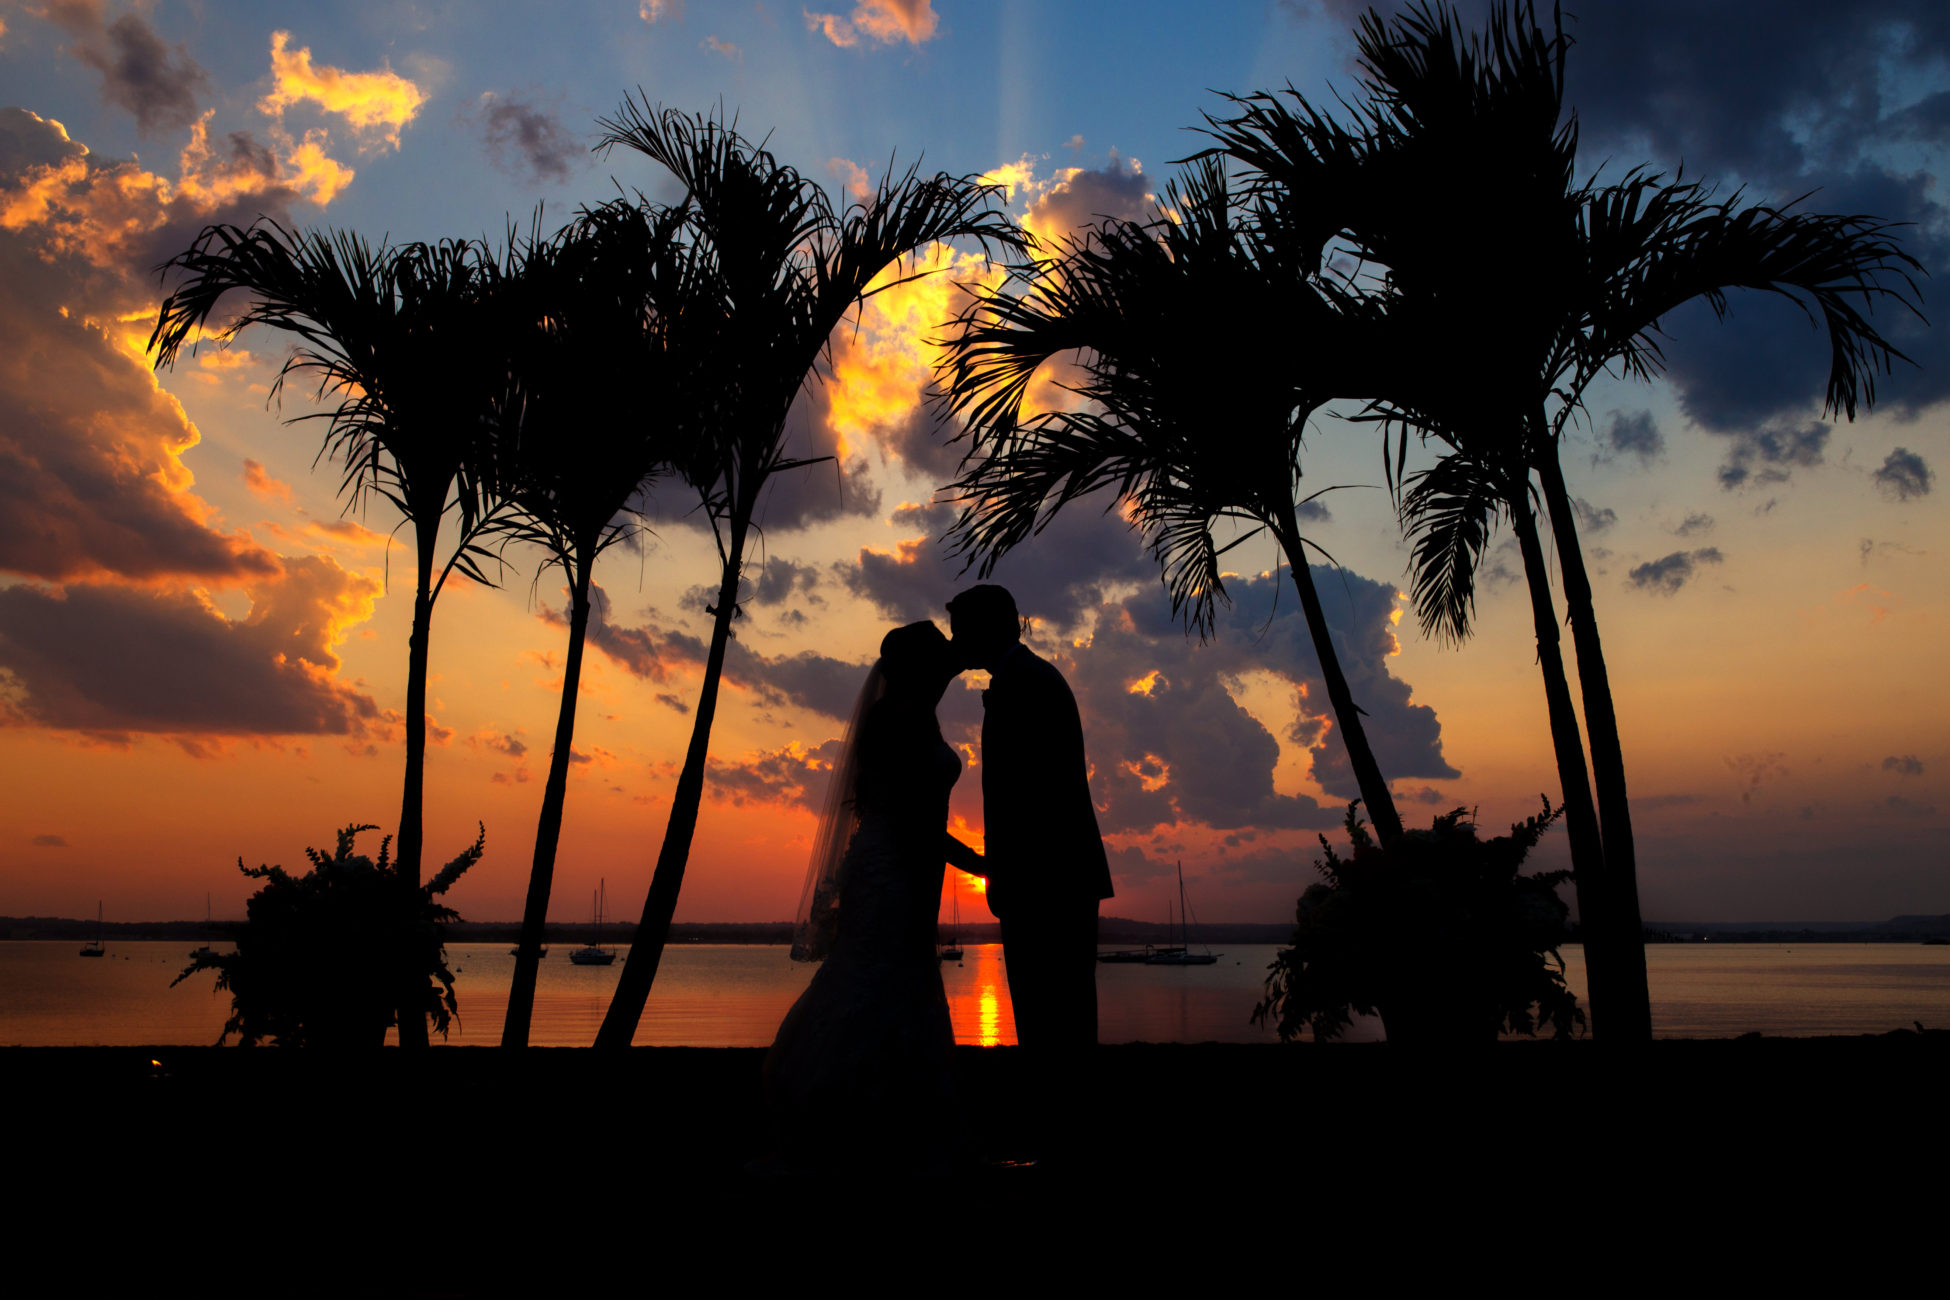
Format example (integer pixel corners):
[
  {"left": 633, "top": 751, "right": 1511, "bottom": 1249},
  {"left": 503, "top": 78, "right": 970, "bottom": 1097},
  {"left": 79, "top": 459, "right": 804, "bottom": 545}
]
[{"left": 6, "top": 913, "right": 1947, "bottom": 943}]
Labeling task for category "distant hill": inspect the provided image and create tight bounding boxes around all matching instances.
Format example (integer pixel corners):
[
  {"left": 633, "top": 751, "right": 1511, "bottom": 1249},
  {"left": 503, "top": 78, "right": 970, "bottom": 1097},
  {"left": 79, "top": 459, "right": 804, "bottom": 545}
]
[{"left": 1645, "top": 916, "right": 1950, "bottom": 942}]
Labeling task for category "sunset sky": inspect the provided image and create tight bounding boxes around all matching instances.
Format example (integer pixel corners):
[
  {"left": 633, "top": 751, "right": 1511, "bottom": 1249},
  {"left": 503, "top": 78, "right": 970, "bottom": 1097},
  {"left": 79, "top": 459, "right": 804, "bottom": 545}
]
[{"left": 1, "top": 0, "right": 1943, "bottom": 929}]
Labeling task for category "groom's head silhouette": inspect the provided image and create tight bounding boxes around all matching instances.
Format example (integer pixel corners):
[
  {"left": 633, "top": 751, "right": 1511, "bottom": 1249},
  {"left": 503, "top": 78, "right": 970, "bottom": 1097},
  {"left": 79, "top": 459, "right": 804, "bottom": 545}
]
[{"left": 946, "top": 584, "right": 1019, "bottom": 673}]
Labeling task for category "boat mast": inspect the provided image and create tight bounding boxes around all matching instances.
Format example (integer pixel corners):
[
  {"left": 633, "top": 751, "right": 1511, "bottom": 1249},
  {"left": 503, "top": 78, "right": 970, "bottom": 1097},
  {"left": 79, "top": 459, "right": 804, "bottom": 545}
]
[{"left": 1177, "top": 861, "right": 1190, "bottom": 950}]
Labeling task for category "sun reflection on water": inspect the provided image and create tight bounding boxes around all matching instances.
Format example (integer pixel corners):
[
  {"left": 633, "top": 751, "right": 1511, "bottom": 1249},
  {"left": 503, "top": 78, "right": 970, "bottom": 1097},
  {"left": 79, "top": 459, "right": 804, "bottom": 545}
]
[{"left": 945, "top": 944, "right": 1015, "bottom": 1046}]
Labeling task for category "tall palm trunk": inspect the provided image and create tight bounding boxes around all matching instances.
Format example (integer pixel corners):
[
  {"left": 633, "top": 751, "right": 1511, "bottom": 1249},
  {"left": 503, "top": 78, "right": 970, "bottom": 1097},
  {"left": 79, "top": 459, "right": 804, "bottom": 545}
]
[
  {"left": 1532, "top": 434, "right": 1652, "bottom": 1041},
  {"left": 502, "top": 562, "right": 596, "bottom": 1048},
  {"left": 1506, "top": 483, "right": 1624, "bottom": 1033},
  {"left": 1273, "top": 496, "right": 1404, "bottom": 848},
  {"left": 394, "top": 512, "right": 439, "bottom": 1050},
  {"left": 596, "top": 512, "right": 749, "bottom": 1048}
]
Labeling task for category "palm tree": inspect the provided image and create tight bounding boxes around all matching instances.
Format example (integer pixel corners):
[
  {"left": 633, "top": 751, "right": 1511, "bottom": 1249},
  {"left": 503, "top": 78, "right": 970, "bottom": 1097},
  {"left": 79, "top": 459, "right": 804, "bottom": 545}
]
[
  {"left": 487, "top": 200, "right": 705, "bottom": 1048},
  {"left": 939, "top": 157, "right": 1409, "bottom": 847},
  {"left": 1210, "top": 1, "right": 1923, "bottom": 1037},
  {"left": 590, "top": 102, "right": 1024, "bottom": 1048},
  {"left": 151, "top": 224, "right": 513, "bottom": 1047}
]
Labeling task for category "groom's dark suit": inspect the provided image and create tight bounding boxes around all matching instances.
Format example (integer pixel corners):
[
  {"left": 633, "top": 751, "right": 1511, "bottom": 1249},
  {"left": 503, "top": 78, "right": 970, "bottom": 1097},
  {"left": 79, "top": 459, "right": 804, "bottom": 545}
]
[{"left": 981, "top": 642, "right": 1114, "bottom": 1050}]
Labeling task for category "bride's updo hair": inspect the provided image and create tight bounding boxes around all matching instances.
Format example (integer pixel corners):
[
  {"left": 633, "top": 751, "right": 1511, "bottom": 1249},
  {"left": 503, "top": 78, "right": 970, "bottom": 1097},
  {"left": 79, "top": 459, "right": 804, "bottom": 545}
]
[{"left": 878, "top": 621, "right": 952, "bottom": 691}]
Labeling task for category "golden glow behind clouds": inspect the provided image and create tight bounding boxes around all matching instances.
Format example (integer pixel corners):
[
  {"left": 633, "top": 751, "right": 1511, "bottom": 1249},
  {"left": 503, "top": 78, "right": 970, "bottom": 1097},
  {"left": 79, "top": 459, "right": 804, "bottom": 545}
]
[
  {"left": 822, "top": 239, "right": 1003, "bottom": 462},
  {"left": 259, "top": 31, "right": 427, "bottom": 151}
]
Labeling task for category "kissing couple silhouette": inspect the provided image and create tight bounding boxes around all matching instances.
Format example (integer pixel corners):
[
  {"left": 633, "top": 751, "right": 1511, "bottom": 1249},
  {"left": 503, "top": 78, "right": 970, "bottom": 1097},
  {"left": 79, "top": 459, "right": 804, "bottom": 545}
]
[{"left": 760, "top": 584, "right": 1115, "bottom": 1175}]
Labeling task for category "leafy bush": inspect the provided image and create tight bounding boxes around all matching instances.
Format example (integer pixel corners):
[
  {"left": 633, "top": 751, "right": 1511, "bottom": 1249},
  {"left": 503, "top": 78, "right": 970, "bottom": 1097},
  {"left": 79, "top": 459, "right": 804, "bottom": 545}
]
[
  {"left": 174, "top": 822, "right": 483, "bottom": 1046},
  {"left": 1253, "top": 801, "right": 1583, "bottom": 1044}
]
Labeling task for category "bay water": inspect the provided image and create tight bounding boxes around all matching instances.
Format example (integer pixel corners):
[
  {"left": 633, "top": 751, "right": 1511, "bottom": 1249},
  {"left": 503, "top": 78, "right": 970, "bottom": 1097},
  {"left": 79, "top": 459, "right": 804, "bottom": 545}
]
[{"left": 5, "top": 941, "right": 1947, "bottom": 1047}]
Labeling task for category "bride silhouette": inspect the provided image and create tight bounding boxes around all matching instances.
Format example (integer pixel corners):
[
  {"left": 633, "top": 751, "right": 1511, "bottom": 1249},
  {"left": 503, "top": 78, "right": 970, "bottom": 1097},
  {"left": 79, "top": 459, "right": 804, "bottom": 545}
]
[{"left": 763, "top": 621, "right": 983, "bottom": 1172}]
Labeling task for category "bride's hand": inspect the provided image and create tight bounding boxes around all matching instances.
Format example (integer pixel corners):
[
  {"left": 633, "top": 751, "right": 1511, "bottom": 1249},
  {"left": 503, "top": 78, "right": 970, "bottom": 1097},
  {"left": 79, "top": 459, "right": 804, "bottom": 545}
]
[{"left": 942, "top": 831, "right": 986, "bottom": 877}]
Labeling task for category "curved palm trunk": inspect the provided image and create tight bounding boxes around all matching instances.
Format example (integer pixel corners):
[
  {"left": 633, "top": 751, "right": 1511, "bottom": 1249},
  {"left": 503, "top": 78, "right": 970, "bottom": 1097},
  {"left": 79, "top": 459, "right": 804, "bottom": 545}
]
[
  {"left": 394, "top": 517, "right": 438, "bottom": 1050},
  {"left": 1506, "top": 485, "right": 1622, "bottom": 1033},
  {"left": 502, "top": 563, "right": 596, "bottom": 1048},
  {"left": 1274, "top": 498, "right": 1404, "bottom": 848},
  {"left": 595, "top": 513, "right": 749, "bottom": 1048},
  {"left": 1533, "top": 442, "right": 1653, "bottom": 1041}
]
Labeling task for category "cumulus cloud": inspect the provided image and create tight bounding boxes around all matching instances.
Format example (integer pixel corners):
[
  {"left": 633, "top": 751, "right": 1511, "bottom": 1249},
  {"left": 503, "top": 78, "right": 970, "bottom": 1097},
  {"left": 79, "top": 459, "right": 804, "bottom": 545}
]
[
  {"left": 845, "top": 497, "right": 1155, "bottom": 634},
  {"left": 1882, "top": 755, "right": 1924, "bottom": 776},
  {"left": 478, "top": 93, "right": 579, "bottom": 184},
  {"left": 747, "top": 557, "right": 826, "bottom": 608},
  {"left": 805, "top": 0, "right": 941, "bottom": 48},
  {"left": 1603, "top": 409, "right": 1663, "bottom": 462},
  {"left": 640, "top": 365, "right": 888, "bottom": 530},
  {"left": 709, "top": 739, "right": 843, "bottom": 811},
  {"left": 548, "top": 584, "right": 677, "bottom": 682},
  {"left": 1627, "top": 547, "right": 1724, "bottom": 594},
  {"left": 1021, "top": 152, "right": 1153, "bottom": 250},
  {"left": 0, "top": 97, "right": 385, "bottom": 751},
  {"left": 826, "top": 156, "right": 872, "bottom": 202},
  {"left": 470, "top": 728, "right": 528, "bottom": 759},
  {"left": 242, "top": 459, "right": 295, "bottom": 506},
  {"left": 1716, "top": 421, "right": 1828, "bottom": 490},
  {"left": 0, "top": 555, "right": 382, "bottom": 739},
  {"left": 843, "top": 500, "right": 1457, "bottom": 833},
  {"left": 639, "top": 0, "right": 685, "bottom": 20},
  {"left": 1571, "top": 497, "right": 1617, "bottom": 534},
  {"left": 1872, "top": 447, "right": 1934, "bottom": 501},
  {"left": 817, "top": 239, "right": 1006, "bottom": 482},
  {"left": 0, "top": 293, "right": 281, "bottom": 584},
  {"left": 701, "top": 35, "right": 742, "bottom": 63},
  {"left": 0, "top": 108, "right": 331, "bottom": 587},
  {"left": 556, "top": 583, "right": 868, "bottom": 720},
  {"left": 259, "top": 31, "right": 427, "bottom": 152},
  {"left": 1673, "top": 512, "right": 1716, "bottom": 538},
  {"left": 43, "top": 0, "right": 207, "bottom": 134},
  {"left": 1548, "top": 3, "right": 1950, "bottom": 425}
]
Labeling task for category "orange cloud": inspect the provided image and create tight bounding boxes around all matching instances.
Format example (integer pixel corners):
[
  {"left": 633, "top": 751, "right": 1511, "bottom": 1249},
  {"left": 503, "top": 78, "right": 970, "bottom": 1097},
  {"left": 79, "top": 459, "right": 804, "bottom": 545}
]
[
  {"left": 1, "top": 110, "right": 347, "bottom": 281},
  {"left": 0, "top": 554, "right": 382, "bottom": 739},
  {"left": 258, "top": 31, "right": 427, "bottom": 152},
  {"left": 701, "top": 35, "right": 742, "bottom": 63},
  {"left": 243, "top": 458, "right": 295, "bottom": 505},
  {"left": 804, "top": 0, "right": 940, "bottom": 48},
  {"left": 976, "top": 154, "right": 1041, "bottom": 203},
  {"left": 639, "top": 0, "right": 684, "bottom": 21},
  {"left": 0, "top": 109, "right": 327, "bottom": 588},
  {"left": 827, "top": 156, "right": 872, "bottom": 201},
  {"left": 822, "top": 239, "right": 1005, "bottom": 471},
  {"left": 1020, "top": 152, "right": 1152, "bottom": 251}
]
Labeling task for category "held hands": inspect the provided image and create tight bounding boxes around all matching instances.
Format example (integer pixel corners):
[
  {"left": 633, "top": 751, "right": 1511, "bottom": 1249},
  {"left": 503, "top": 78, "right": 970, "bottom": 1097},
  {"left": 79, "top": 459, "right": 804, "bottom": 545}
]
[{"left": 943, "top": 831, "right": 988, "bottom": 880}]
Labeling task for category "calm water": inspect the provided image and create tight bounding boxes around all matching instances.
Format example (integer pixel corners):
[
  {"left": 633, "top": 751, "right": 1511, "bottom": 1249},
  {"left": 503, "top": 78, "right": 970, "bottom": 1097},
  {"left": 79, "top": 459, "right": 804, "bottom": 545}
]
[{"left": 4, "top": 941, "right": 1947, "bottom": 1047}]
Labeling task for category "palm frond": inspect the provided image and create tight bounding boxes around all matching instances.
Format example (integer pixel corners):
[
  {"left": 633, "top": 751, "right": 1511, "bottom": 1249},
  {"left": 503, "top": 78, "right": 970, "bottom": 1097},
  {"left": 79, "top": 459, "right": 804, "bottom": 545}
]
[
  {"left": 598, "top": 97, "right": 1023, "bottom": 526},
  {"left": 1574, "top": 178, "right": 1926, "bottom": 422},
  {"left": 152, "top": 220, "right": 510, "bottom": 545},
  {"left": 1400, "top": 450, "right": 1514, "bottom": 644}
]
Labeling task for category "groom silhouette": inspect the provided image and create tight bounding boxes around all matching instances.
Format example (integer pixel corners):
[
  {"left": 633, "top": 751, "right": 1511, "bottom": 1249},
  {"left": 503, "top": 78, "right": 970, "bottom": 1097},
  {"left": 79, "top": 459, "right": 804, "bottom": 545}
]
[{"left": 948, "top": 584, "right": 1114, "bottom": 1051}]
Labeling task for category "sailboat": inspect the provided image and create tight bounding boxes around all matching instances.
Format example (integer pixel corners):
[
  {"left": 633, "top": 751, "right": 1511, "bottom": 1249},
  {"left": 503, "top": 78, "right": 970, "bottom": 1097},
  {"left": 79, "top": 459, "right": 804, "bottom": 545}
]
[
  {"left": 569, "top": 879, "right": 616, "bottom": 966},
  {"left": 1099, "top": 892, "right": 1186, "bottom": 963},
  {"left": 1146, "top": 863, "right": 1218, "bottom": 965},
  {"left": 190, "top": 893, "right": 213, "bottom": 958},
  {"left": 79, "top": 901, "right": 105, "bottom": 957},
  {"left": 939, "top": 874, "right": 964, "bottom": 963}
]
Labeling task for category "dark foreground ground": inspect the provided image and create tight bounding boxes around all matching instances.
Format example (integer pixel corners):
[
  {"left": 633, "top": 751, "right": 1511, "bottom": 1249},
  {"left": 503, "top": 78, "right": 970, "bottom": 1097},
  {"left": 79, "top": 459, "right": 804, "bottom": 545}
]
[{"left": 13, "top": 1034, "right": 1944, "bottom": 1292}]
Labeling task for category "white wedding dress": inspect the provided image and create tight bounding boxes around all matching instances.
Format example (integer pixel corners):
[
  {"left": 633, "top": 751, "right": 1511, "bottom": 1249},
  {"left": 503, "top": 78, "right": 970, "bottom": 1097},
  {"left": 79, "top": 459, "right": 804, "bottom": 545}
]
[{"left": 763, "top": 704, "right": 962, "bottom": 1171}]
